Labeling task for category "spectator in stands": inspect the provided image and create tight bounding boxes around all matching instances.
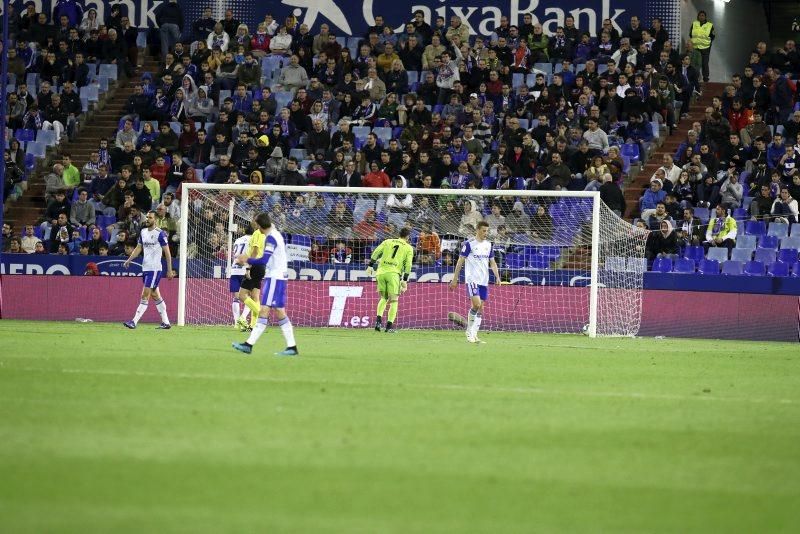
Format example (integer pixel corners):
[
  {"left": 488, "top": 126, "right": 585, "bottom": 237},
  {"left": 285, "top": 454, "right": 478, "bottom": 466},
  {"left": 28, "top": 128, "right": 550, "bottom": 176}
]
[
  {"left": 676, "top": 207, "right": 703, "bottom": 247},
  {"left": 458, "top": 200, "right": 483, "bottom": 235},
  {"left": 115, "top": 119, "right": 139, "bottom": 149},
  {"left": 20, "top": 225, "right": 41, "bottom": 254},
  {"left": 767, "top": 133, "right": 787, "bottom": 170},
  {"left": 771, "top": 186, "right": 799, "bottom": 223},
  {"left": 363, "top": 161, "right": 391, "bottom": 188},
  {"left": 718, "top": 169, "right": 744, "bottom": 209},
  {"left": 156, "top": 0, "right": 184, "bottom": 60},
  {"left": 647, "top": 202, "right": 670, "bottom": 230},
  {"left": 277, "top": 54, "right": 308, "bottom": 94},
  {"left": 640, "top": 178, "right": 666, "bottom": 220},
  {"left": 645, "top": 220, "right": 678, "bottom": 262},
  {"left": 69, "top": 188, "right": 96, "bottom": 229},
  {"left": 704, "top": 205, "right": 737, "bottom": 252},
  {"left": 599, "top": 173, "right": 626, "bottom": 217},
  {"left": 276, "top": 157, "right": 305, "bottom": 186},
  {"left": 49, "top": 212, "right": 73, "bottom": 253}
]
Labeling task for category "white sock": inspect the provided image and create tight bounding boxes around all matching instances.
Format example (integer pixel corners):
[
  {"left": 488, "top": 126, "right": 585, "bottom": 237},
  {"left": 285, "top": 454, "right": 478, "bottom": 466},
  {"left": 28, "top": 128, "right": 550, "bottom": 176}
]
[
  {"left": 247, "top": 317, "right": 268, "bottom": 345},
  {"left": 155, "top": 299, "right": 169, "bottom": 325},
  {"left": 278, "top": 316, "right": 296, "bottom": 347},
  {"left": 232, "top": 298, "right": 241, "bottom": 322},
  {"left": 240, "top": 307, "right": 250, "bottom": 322},
  {"left": 133, "top": 299, "right": 148, "bottom": 324},
  {"left": 471, "top": 313, "right": 483, "bottom": 338},
  {"left": 466, "top": 309, "right": 476, "bottom": 336}
]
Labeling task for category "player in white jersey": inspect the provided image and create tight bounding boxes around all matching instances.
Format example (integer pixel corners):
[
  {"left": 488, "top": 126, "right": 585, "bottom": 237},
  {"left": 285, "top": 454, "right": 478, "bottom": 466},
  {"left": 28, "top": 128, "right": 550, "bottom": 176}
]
[
  {"left": 230, "top": 225, "right": 253, "bottom": 327},
  {"left": 123, "top": 211, "right": 175, "bottom": 329},
  {"left": 232, "top": 212, "right": 298, "bottom": 356},
  {"left": 449, "top": 220, "right": 501, "bottom": 343}
]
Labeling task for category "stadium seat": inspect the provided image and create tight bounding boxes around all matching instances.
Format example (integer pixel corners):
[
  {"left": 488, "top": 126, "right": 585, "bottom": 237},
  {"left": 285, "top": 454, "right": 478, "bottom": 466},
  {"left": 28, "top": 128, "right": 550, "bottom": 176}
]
[
  {"left": 781, "top": 236, "right": 800, "bottom": 250},
  {"left": 777, "top": 248, "right": 799, "bottom": 263},
  {"left": 292, "top": 235, "right": 311, "bottom": 247},
  {"left": 767, "top": 222, "right": 790, "bottom": 238},
  {"left": 512, "top": 72, "right": 526, "bottom": 88},
  {"left": 528, "top": 254, "right": 551, "bottom": 269},
  {"left": 533, "top": 63, "right": 553, "bottom": 75},
  {"left": 203, "top": 165, "right": 217, "bottom": 182},
  {"left": 754, "top": 248, "right": 776, "bottom": 264},
  {"left": 352, "top": 126, "right": 371, "bottom": 140},
  {"left": 604, "top": 257, "right": 626, "bottom": 271},
  {"left": 80, "top": 85, "right": 99, "bottom": 102},
  {"left": 652, "top": 257, "right": 672, "bottom": 273},
  {"left": 744, "top": 220, "right": 766, "bottom": 236},
  {"left": 372, "top": 127, "right": 392, "bottom": 144},
  {"left": 732, "top": 208, "right": 748, "bottom": 221},
  {"left": 482, "top": 177, "right": 497, "bottom": 189},
  {"left": 705, "top": 247, "right": 729, "bottom": 263},
  {"left": 626, "top": 257, "right": 647, "bottom": 273},
  {"left": 743, "top": 260, "right": 765, "bottom": 276},
  {"left": 758, "top": 235, "right": 779, "bottom": 250},
  {"left": 791, "top": 262, "right": 800, "bottom": 277},
  {"left": 735, "top": 235, "right": 757, "bottom": 249},
  {"left": 731, "top": 248, "right": 753, "bottom": 262},
  {"left": 722, "top": 260, "right": 743, "bottom": 275},
  {"left": 518, "top": 119, "right": 529, "bottom": 129},
  {"left": 24, "top": 153, "right": 35, "bottom": 172},
  {"left": 80, "top": 96, "right": 89, "bottom": 113},
  {"left": 14, "top": 129, "right": 35, "bottom": 143},
  {"left": 791, "top": 223, "right": 800, "bottom": 236},
  {"left": 26, "top": 72, "right": 39, "bottom": 89},
  {"left": 25, "top": 141, "right": 46, "bottom": 159},
  {"left": 672, "top": 257, "right": 694, "bottom": 273},
  {"left": 693, "top": 207, "right": 710, "bottom": 223},
  {"left": 505, "top": 253, "right": 526, "bottom": 269},
  {"left": 767, "top": 261, "right": 790, "bottom": 277},
  {"left": 698, "top": 259, "right": 720, "bottom": 274},
  {"left": 683, "top": 245, "right": 704, "bottom": 262},
  {"left": 99, "top": 63, "right": 118, "bottom": 81},
  {"left": 620, "top": 143, "right": 640, "bottom": 164},
  {"left": 407, "top": 71, "right": 419, "bottom": 85},
  {"left": 36, "top": 130, "right": 57, "bottom": 145},
  {"left": 289, "top": 148, "right": 308, "bottom": 160}
]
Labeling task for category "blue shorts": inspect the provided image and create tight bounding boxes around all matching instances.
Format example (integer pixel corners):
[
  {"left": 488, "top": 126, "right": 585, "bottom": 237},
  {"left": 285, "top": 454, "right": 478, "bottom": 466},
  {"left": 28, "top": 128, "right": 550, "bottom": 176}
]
[
  {"left": 261, "top": 277, "right": 288, "bottom": 308},
  {"left": 229, "top": 274, "right": 244, "bottom": 293},
  {"left": 142, "top": 270, "right": 163, "bottom": 289},
  {"left": 466, "top": 283, "right": 488, "bottom": 301}
]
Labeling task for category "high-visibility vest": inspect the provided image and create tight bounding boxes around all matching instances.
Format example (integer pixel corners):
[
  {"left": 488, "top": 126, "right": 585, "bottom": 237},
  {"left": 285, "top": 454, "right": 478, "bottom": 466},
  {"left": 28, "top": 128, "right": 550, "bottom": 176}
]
[{"left": 691, "top": 20, "right": 713, "bottom": 49}]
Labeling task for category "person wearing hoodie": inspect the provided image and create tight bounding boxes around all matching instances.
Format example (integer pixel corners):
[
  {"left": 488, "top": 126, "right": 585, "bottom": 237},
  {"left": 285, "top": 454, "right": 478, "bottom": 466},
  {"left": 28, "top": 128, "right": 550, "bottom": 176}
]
[
  {"left": 385, "top": 176, "right": 413, "bottom": 213},
  {"left": 188, "top": 86, "right": 215, "bottom": 122},
  {"left": 458, "top": 200, "right": 483, "bottom": 235},
  {"left": 264, "top": 147, "right": 287, "bottom": 182},
  {"left": 645, "top": 220, "right": 678, "bottom": 262}
]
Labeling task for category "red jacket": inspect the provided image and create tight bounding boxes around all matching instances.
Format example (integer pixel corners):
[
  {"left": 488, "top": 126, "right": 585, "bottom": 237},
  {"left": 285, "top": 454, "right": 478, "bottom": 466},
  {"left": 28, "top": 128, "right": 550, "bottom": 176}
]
[
  {"left": 362, "top": 170, "right": 391, "bottom": 188},
  {"left": 728, "top": 107, "right": 752, "bottom": 133}
]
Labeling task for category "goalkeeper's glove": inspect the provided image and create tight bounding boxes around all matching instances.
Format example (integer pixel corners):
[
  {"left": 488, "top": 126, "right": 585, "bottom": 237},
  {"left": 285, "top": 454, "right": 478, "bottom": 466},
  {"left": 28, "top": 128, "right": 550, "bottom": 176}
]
[
  {"left": 400, "top": 280, "right": 408, "bottom": 293},
  {"left": 366, "top": 266, "right": 375, "bottom": 277}
]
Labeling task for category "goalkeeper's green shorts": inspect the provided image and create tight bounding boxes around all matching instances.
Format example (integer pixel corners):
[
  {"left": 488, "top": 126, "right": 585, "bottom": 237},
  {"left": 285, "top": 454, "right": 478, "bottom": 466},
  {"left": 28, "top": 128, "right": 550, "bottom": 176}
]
[{"left": 376, "top": 272, "right": 401, "bottom": 297}]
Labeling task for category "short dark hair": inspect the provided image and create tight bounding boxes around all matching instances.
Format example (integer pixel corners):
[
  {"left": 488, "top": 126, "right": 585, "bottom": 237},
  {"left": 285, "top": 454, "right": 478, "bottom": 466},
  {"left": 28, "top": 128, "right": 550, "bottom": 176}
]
[
  {"left": 476, "top": 221, "right": 489, "bottom": 230},
  {"left": 399, "top": 227, "right": 411, "bottom": 238},
  {"left": 255, "top": 212, "right": 272, "bottom": 230}
]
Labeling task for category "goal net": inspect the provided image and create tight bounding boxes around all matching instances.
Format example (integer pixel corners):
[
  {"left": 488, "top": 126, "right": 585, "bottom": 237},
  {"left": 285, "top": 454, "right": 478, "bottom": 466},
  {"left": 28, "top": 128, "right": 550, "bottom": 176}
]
[{"left": 178, "top": 185, "right": 649, "bottom": 337}]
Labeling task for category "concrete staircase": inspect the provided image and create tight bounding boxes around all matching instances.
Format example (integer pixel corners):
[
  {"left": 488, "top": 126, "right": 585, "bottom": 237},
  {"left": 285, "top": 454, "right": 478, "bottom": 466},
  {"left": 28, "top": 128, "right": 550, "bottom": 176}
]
[
  {"left": 4, "top": 58, "right": 161, "bottom": 229},
  {"left": 623, "top": 82, "right": 726, "bottom": 218}
]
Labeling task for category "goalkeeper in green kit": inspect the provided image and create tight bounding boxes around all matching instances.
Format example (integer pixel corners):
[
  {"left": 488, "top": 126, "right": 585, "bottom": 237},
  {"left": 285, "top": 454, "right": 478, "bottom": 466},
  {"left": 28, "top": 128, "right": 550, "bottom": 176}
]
[{"left": 366, "top": 227, "right": 415, "bottom": 333}]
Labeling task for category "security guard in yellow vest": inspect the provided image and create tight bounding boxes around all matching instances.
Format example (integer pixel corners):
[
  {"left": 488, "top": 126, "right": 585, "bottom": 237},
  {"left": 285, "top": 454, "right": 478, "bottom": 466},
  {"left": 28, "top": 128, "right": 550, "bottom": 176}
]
[{"left": 689, "top": 10, "right": 715, "bottom": 83}]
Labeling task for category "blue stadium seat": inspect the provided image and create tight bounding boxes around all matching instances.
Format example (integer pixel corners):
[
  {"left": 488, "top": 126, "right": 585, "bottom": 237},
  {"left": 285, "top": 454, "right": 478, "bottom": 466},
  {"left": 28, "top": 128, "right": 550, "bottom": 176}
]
[
  {"left": 482, "top": 177, "right": 497, "bottom": 189},
  {"left": 372, "top": 127, "right": 392, "bottom": 144},
  {"left": 25, "top": 141, "right": 46, "bottom": 159},
  {"left": 758, "top": 235, "right": 779, "bottom": 250},
  {"left": 289, "top": 148, "right": 308, "bottom": 160},
  {"left": 705, "top": 247, "right": 728, "bottom": 263},
  {"left": 693, "top": 207, "right": 710, "bottom": 223},
  {"left": 24, "top": 153, "right": 36, "bottom": 172},
  {"left": 777, "top": 248, "right": 799, "bottom": 263},
  {"left": 683, "top": 245, "right": 704, "bottom": 262},
  {"left": 744, "top": 220, "right": 766, "bottom": 236},
  {"left": 652, "top": 257, "right": 672, "bottom": 273},
  {"left": 407, "top": 71, "right": 419, "bottom": 85},
  {"left": 528, "top": 254, "right": 551, "bottom": 269},
  {"left": 352, "top": 126, "right": 371, "bottom": 140},
  {"left": 722, "top": 260, "right": 743, "bottom": 275},
  {"left": 672, "top": 257, "right": 695, "bottom": 273},
  {"left": 698, "top": 259, "right": 720, "bottom": 274},
  {"left": 517, "top": 119, "right": 529, "bottom": 129},
  {"left": 731, "top": 248, "right": 753, "bottom": 262},
  {"left": 792, "top": 262, "right": 800, "bottom": 277},
  {"left": 505, "top": 253, "right": 526, "bottom": 269},
  {"left": 14, "top": 129, "right": 36, "bottom": 143},
  {"left": 512, "top": 72, "right": 526, "bottom": 89},
  {"left": 735, "top": 235, "right": 757, "bottom": 249},
  {"left": 732, "top": 208, "right": 748, "bottom": 221},
  {"left": 792, "top": 223, "right": 800, "bottom": 236},
  {"left": 36, "top": 130, "right": 57, "bottom": 145},
  {"left": 80, "top": 85, "right": 99, "bottom": 102},
  {"left": 754, "top": 248, "right": 776, "bottom": 264},
  {"left": 767, "top": 261, "right": 790, "bottom": 277},
  {"left": 620, "top": 142, "right": 640, "bottom": 164},
  {"left": 782, "top": 236, "right": 800, "bottom": 250},
  {"left": 99, "top": 63, "right": 118, "bottom": 81},
  {"left": 743, "top": 260, "right": 765, "bottom": 276},
  {"left": 292, "top": 235, "right": 311, "bottom": 247},
  {"left": 767, "top": 222, "right": 790, "bottom": 238}
]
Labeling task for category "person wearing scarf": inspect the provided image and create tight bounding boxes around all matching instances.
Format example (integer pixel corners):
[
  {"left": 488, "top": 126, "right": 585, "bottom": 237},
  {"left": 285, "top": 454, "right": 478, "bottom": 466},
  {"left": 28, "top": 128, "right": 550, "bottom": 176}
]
[
  {"left": 646, "top": 219, "right": 678, "bottom": 262},
  {"left": 704, "top": 204, "right": 737, "bottom": 252}
]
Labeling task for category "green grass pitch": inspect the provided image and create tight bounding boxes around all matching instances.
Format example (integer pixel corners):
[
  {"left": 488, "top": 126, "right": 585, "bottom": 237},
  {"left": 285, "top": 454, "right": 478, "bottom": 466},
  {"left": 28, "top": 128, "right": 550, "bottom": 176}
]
[{"left": 1, "top": 320, "right": 799, "bottom": 532}]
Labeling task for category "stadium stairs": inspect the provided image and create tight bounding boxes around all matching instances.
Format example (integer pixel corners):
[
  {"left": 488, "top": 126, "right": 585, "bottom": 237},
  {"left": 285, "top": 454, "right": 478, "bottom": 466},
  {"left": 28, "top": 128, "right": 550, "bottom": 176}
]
[
  {"left": 4, "top": 57, "right": 161, "bottom": 230},
  {"left": 623, "top": 82, "right": 726, "bottom": 218}
]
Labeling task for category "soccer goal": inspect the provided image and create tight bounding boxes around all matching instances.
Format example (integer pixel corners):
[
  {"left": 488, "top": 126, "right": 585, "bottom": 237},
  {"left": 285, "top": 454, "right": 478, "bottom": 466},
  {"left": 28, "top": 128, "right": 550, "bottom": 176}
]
[{"left": 177, "top": 184, "right": 649, "bottom": 337}]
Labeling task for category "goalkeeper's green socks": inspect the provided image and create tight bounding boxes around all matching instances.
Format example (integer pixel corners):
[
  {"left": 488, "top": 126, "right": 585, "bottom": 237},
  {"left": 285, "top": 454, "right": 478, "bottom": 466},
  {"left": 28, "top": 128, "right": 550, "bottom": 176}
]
[
  {"left": 387, "top": 301, "right": 398, "bottom": 323},
  {"left": 244, "top": 297, "right": 260, "bottom": 328},
  {"left": 376, "top": 298, "right": 387, "bottom": 318}
]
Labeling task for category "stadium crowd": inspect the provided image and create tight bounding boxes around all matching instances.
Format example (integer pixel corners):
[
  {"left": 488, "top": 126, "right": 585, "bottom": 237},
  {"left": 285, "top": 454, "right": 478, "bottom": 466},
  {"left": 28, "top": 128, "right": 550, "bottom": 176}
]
[{"left": 1, "top": 3, "right": 798, "bottom": 274}]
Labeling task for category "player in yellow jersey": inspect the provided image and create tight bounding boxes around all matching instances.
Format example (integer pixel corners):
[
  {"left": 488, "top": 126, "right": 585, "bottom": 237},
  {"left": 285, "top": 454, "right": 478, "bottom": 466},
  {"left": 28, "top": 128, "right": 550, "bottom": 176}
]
[
  {"left": 367, "top": 227, "right": 415, "bottom": 333},
  {"left": 235, "top": 218, "right": 267, "bottom": 331}
]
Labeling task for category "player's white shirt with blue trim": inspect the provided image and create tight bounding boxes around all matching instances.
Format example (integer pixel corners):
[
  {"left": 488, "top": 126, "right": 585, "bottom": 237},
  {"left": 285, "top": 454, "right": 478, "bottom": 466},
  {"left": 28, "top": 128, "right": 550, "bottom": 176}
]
[
  {"left": 230, "top": 235, "right": 250, "bottom": 277},
  {"left": 460, "top": 237, "right": 493, "bottom": 286},
  {"left": 138, "top": 227, "right": 168, "bottom": 271},
  {"left": 264, "top": 227, "right": 288, "bottom": 279}
]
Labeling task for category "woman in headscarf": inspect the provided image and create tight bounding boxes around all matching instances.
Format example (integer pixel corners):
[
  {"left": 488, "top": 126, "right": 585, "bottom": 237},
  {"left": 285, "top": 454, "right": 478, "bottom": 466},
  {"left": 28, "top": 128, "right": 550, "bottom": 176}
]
[{"left": 646, "top": 219, "right": 678, "bottom": 262}]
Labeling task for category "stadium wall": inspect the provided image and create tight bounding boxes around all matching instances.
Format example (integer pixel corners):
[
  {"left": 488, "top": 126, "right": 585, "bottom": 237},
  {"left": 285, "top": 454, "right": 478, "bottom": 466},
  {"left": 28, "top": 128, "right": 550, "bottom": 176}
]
[{"left": 2, "top": 275, "right": 797, "bottom": 341}]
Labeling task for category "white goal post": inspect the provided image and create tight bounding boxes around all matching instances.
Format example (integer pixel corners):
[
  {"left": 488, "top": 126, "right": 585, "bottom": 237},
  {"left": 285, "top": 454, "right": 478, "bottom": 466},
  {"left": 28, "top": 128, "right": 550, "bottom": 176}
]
[{"left": 178, "top": 184, "right": 649, "bottom": 337}]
